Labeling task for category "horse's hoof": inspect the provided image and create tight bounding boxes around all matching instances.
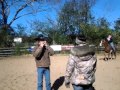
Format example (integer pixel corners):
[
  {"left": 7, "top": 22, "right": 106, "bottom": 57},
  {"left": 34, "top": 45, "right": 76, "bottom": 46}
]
[
  {"left": 103, "top": 58, "right": 106, "bottom": 60},
  {"left": 104, "top": 58, "right": 108, "bottom": 61}
]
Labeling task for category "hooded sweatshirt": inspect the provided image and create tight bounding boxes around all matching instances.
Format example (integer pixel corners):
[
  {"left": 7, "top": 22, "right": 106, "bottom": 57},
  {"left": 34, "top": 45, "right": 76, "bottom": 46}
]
[{"left": 65, "top": 43, "right": 97, "bottom": 85}]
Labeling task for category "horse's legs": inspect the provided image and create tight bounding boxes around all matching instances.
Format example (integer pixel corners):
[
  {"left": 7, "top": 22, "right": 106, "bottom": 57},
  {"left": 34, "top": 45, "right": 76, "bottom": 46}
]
[
  {"left": 108, "top": 53, "right": 110, "bottom": 60},
  {"left": 104, "top": 53, "right": 108, "bottom": 61},
  {"left": 113, "top": 51, "right": 116, "bottom": 59},
  {"left": 109, "top": 50, "right": 113, "bottom": 59},
  {"left": 111, "top": 49, "right": 116, "bottom": 59}
]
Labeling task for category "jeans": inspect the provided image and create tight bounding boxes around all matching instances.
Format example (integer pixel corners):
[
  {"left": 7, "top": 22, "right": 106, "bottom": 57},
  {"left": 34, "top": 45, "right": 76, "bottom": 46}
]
[
  {"left": 72, "top": 84, "right": 94, "bottom": 90},
  {"left": 110, "top": 42, "right": 115, "bottom": 51},
  {"left": 37, "top": 67, "right": 51, "bottom": 90}
]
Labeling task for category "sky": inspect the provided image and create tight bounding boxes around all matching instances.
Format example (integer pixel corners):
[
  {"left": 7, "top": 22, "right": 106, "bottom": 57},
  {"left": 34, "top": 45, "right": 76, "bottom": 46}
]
[
  {"left": 10, "top": 0, "right": 120, "bottom": 31},
  {"left": 92, "top": 0, "right": 120, "bottom": 28}
]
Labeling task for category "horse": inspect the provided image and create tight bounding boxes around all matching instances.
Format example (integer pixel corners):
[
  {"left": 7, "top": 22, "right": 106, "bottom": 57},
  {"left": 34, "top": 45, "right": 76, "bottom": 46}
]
[{"left": 100, "top": 39, "right": 116, "bottom": 61}]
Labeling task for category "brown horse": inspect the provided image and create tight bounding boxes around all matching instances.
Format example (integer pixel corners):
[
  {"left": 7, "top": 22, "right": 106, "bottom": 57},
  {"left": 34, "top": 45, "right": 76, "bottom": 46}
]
[{"left": 100, "top": 39, "right": 116, "bottom": 60}]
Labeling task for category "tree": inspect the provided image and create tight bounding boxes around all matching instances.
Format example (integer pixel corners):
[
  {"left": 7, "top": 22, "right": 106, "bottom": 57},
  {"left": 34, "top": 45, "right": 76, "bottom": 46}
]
[
  {"left": 15, "top": 24, "right": 27, "bottom": 37},
  {"left": 28, "top": 19, "right": 55, "bottom": 44},
  {"left": 92, "top": 18, "right": 112, "bottom": 45},
  {"left": 0, "top": 0, "right": 60, "bottom": 47},
  {"left": 114, "top": 18, "right": 120, "bottom": 31},
  {"left": 114, "top": 18, "right": 120, "bottom": 44},
  {"left": 58, "top": 0, "right": 96, "bottom": 44},
  {"left": 97, "top": 17, "right": 110, "bottom": 29},
  {"left": 0, "top": 28, "right": 14, "bottom": 47},
  {"left": 0, "top": 0, "right": 60, "bottom": 29}
]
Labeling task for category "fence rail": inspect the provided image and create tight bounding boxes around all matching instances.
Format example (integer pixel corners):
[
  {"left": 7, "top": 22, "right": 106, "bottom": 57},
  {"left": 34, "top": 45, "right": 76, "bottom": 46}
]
[
  {"left": 0, "top": 47, "right": 31, "bottom": 57},
  {"left": 0, "top": 46, "right": 120, "bottom": 57}
]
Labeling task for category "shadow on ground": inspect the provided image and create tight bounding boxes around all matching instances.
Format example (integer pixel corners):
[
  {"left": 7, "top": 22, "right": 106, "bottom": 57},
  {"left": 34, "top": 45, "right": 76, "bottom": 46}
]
[{"left": 51, "top": 76, "right": 64, "bottom": 90}]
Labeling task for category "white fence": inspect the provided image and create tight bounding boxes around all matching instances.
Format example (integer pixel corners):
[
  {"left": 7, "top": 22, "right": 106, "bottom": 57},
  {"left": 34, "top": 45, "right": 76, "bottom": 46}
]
[
  {"left": 0, "top": 45, "right": 120, "bottom": 57},
  {"left": 50, "top": 45, "right": 74, "bottom": 51}
]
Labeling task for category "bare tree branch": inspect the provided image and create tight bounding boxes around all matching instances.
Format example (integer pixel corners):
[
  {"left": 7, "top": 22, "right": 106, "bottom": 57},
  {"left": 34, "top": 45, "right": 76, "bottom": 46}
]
[
  {"left": 1, "top": 0, "right": 7, "bottom": 24},
  {"left": 9, "top": 1, "right": 33, "bottom": 25},
  {"left": 0, "top": 0, "right": 61, "bottom": 28}
]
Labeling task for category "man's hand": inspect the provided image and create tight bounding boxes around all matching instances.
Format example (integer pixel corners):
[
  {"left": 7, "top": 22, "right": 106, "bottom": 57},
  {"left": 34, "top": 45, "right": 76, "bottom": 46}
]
[{"left": 39, "top": 41, "right": 45, "bottom": 47}]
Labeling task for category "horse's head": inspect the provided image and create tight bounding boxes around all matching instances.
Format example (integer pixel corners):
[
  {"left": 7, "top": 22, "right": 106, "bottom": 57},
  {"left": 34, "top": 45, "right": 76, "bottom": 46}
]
[
  {"left": 100, "top": 39, "right": 112, "bottom": 53},
  {"left": 99, "top": 40, "right": 102, "bottom": 46},
  {"left": 100, "top": 39, "right": 104, "bottom": 46},
  {"left": 100, "top": 39, "right": 109, "bottom": 47}
]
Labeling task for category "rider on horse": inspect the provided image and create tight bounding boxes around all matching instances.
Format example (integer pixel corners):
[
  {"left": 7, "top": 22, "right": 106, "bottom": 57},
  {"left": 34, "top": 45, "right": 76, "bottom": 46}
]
[{"left": 107, "top": 34, "right": 116, "bottom": 52}]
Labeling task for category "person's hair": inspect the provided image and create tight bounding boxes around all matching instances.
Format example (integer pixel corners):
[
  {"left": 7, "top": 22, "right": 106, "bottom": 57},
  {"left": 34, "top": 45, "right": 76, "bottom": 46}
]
[{"left": 77, "top": 34, "right": 86, "bottom": 42}]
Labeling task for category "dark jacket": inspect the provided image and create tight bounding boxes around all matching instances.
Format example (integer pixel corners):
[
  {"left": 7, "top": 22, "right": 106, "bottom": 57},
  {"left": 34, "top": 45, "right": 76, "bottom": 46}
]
[{"left": 33, "top": 45, "right": 54, "bottom": 67}]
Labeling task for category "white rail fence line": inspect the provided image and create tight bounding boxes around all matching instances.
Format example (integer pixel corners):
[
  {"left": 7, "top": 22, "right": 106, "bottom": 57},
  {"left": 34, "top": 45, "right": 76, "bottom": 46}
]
[
  {"left": 0, "top": 45, "right": 120, "bottom": 57},
  {"left": 0, "top": 47, "right": 30, "bottom": 57}
]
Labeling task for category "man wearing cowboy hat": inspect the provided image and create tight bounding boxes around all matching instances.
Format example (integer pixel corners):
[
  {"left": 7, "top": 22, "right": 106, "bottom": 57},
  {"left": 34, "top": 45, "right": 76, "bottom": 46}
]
[
  {"left": 65, "top": 34, "right": 97, "bottom": 90},
  {"left": 33, "top": 34, "right": 54, "bottom": 90}
]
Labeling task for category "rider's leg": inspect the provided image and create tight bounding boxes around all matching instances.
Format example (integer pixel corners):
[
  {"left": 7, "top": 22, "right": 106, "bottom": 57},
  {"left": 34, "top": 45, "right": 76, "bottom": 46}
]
[
  {"left": 110, "top": 42, "right": 116, "bottom": 59},
  {"left": 110, "top": 42, "right": 116, "bottom": 51}
]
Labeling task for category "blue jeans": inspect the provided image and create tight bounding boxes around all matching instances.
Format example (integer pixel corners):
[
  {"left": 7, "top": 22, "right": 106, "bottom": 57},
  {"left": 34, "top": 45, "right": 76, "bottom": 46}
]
[
  {"left": 37, "top": 67, "right": 51, "bottom": 90},
  {"left": 110, "top": 42, "right": 116, "bottom": 51},
  {"left": 72, "top": 84, "right": 94, "bottom": 90}
]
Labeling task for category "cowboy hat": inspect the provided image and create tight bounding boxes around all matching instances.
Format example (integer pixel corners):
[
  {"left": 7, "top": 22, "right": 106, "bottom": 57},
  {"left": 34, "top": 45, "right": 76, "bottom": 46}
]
[{"left": 34, "top": 34, "right": 46, "bottom": 41}]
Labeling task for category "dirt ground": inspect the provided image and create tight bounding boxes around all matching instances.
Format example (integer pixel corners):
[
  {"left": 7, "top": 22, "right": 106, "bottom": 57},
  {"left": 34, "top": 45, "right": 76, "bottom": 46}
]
[{"left": 0, "top": 54, "right": 120, "bottom": 90}]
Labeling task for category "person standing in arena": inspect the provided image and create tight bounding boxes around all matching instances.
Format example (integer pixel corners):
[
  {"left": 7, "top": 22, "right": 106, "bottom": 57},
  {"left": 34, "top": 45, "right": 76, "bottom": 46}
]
[
  {"left": 33, "top": 35, "right": 54, "bottom": 90},
  {"left": 65, "top": 34, "right": 97, "bottom": 90}
]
